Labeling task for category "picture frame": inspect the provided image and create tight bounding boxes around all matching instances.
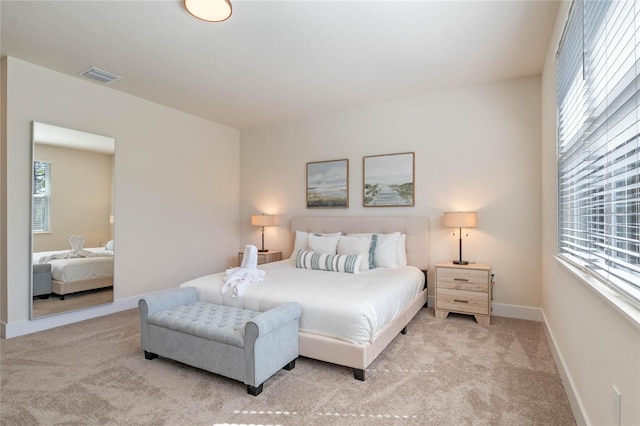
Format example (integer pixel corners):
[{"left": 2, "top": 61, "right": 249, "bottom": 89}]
[
  {"left": 306, "top": 159, "right": 349, "bottom": 208},
  {"left": 363, "top": 152, "right": 415, "bottom": 207}
]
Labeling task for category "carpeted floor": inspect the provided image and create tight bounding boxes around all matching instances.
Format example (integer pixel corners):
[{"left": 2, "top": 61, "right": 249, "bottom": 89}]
[{"left": 0, "top": 307, "right": 575, "bottom": 425}]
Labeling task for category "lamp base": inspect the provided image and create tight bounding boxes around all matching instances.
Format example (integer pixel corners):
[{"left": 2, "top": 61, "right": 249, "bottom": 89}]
[
  {"left": 453, "top": 260, "right": 469, "bottom": 265},
  {"left": 258, "top": 249, "right": 268, "bottom": 253}
]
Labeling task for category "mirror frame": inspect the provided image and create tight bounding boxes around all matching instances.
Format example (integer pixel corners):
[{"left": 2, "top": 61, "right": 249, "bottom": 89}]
[{"left": 30, "top": 121, "right": 116, "bottom": 319}]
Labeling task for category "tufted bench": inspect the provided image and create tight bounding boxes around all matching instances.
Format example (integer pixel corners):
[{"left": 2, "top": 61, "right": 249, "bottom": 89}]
[{"left": 138, "top": 287, "right": 301, "bottom": 396}]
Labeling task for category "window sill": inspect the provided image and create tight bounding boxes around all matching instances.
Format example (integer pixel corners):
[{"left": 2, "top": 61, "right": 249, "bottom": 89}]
[{"left": 555, "top": 256, "right": 640, "bottom": 330}]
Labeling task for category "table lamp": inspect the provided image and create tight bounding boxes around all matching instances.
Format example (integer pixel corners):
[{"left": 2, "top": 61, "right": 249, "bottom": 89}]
[
  {"left": 443, "top": 211, "right": 477, "bottom": 265},
  {"left": 251, "top": 214, "right": 275, "bottom": 252}
]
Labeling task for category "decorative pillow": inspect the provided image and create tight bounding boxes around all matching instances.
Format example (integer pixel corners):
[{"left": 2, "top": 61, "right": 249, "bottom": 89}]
[
  {"left": 307, "top": 233, "right": 341, "bottom": 255},
  {"left": 337, "top": 235, "right": 373, "bottom": 272},
  {"left": 296, "top": 250, "right": 362, "bottom": 274},
  {"left": 397, "top": 233, "right": 407, "bottom": 266},
  {"left": 373, "top": 232, "right": 403, "bottom": 269},
  {"left": 289, "top": 231, "right": 342, "bottom": 259},
  {"left": 290, "top": 230, "right": 310, "bottom": 259},
  {"left": 345, "top": 232, "right": 407, "bottom": 269},
  {"left": 105, "top": 240, "right": 114, "bottom": 251}
]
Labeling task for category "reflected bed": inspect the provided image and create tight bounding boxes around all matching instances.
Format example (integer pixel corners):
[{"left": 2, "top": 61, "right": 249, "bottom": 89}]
[{"left": 33, "top": 247, "right": 113, "bottom": 299}]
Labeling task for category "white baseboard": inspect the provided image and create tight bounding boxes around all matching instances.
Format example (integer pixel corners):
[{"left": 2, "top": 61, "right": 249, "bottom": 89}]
[
  {"left": 540, "top": 310, "right": 588, "bottom": 426},
  {"left": 2, "top": 296, "right": 140, "bottom": 339},
  {"left": 491, "top": 302, "right": 543, "bottom": 321}
]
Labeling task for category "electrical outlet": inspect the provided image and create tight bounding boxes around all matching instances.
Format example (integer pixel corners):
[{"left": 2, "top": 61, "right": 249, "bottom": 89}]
[
  {"left": 612, "top": 386, "right": 621, "bottom": 426},
  {"left": 491, "top": 272, "right": 497, "bottom": 283}
]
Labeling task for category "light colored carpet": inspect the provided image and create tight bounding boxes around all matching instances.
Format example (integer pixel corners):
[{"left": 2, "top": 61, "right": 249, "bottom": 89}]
[{"left": 0, "top": 307, "right": 575, "bottom": 425}]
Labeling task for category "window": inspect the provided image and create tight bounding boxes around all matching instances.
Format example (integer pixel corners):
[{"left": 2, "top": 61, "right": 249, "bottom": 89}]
[
  {"left": 557, "top": 0, "right": 639, "bottom": 306},
  {"left": 33, "top": 161, "right": 51, "bottom": 233}
]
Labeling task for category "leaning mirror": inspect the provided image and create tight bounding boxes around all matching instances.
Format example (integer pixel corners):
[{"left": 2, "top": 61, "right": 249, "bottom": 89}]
[{"left": 30, "top": 122, "right": 115, "bottom": 319}]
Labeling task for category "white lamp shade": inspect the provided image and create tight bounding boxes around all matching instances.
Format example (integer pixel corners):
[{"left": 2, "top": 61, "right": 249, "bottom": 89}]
[
  {"left": 251, "top": 215, "right": 275, "bottom": 227},
  {"left": 443, "top": 211, "right": 477, "bottom": 228},
  {"left": 184, "top": 0, "right": 232, "bottom": 22}
]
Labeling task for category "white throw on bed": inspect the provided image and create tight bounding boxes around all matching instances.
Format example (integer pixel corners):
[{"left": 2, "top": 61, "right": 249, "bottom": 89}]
[{"left": 181, "top": 258, "right": 424, "bottom": 344}]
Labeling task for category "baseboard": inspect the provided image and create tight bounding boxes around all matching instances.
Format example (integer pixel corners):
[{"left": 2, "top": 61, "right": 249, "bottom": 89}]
[
  {"left": 2, "top": 296, "right": 140, "bottom": 339},
  {"left": 491, "top": 302, "right": 543, "bottom": 321},
  {"left": 541, "top": 310, "right": 588, "bottom": 426}
]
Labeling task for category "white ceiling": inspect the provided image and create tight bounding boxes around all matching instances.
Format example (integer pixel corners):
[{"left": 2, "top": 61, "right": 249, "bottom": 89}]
[{"left": 1, "top": 0, "right": 559, "bottom": 130}]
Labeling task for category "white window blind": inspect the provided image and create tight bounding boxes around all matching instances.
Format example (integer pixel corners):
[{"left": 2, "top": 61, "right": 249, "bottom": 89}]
[
  {"left": 33, "top": 161, "right": 51, "bottom": 233},
  {"left": 557, "top": 0, "right": 640, "bottom": 305}
]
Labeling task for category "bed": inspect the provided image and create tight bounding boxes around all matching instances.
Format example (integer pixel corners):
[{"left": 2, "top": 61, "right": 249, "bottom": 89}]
[
  {"left": 181, "top": 216, "right": 429, "bottom": 380},
  {"left": 32, "top": 247, "right": 114, "bottom": 299}
]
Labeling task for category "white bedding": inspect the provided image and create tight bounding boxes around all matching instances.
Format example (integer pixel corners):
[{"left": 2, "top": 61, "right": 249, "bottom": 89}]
[
  {"left": 180, "top": 259, "right": 425, "bottom": 344},
  {"left": 33, "top": 248, "right": 114, "bottom": 283}
]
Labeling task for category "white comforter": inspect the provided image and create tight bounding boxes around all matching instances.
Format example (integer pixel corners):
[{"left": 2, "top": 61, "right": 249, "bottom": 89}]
[
  {"left": 180, "top": 259, "right": 425, "bottom": 344},
  {"left": 33, "top": 248, "right": 114, "bottom": 282}
]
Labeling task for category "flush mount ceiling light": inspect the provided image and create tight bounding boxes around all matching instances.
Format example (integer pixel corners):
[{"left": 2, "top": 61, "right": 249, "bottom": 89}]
[{"left": 184, "top": 0, "right": 232, "bottom": 22}]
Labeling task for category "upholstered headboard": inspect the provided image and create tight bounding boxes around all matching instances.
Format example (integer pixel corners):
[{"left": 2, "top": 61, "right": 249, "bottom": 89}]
[{"left": 289, "top": 216, "right": 430, "bottom": 270}]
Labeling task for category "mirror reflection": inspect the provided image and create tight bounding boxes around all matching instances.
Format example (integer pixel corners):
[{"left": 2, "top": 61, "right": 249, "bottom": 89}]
[{"left": 31, "top": 122, "right": 115, "bottom": 319}]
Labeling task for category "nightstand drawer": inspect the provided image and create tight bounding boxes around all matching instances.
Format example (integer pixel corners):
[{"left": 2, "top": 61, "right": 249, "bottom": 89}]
[
  {"left": 437, "top": 268, "right": 489, "bottom": 292},
  {"left": 437, "top": 289, "right": 489, "bottom": 315}
]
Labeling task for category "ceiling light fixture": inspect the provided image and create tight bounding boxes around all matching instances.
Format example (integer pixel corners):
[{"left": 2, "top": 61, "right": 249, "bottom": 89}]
[{"left": 184, "top": 0, "right": 232, "bottom": 22}]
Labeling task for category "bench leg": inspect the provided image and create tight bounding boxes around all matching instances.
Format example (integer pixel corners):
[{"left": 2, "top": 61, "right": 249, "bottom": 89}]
[
  {"left": 283, "top": 359, "right": 296, "bottom": 371},
  {"left": 247, "top": 383, "right": 263, "bottom": 396},
  {"left": 144, "top": 351, "right": 158, "bottom": 360}
]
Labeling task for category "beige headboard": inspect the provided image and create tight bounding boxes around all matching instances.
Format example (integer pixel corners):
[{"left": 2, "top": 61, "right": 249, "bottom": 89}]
[{"left": 290, "top": 216, "right": 430, "bottom": 270}]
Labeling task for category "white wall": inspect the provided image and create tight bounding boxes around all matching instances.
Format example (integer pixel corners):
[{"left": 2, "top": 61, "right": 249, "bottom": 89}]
[
  {"left": 240, "top": 76, "right": 542, "bottom": 312},
  {"left": 540, "top": 3, "right": 640, "bottom": 425},
  {"left": 1, "top": 57, "right": 240, "bottom": 337}
]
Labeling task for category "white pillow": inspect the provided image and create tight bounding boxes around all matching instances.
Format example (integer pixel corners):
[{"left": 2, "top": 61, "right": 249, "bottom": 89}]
[
  {"left": 337, "top": 235, "right": 373, "bottom": 272},
  {"left": 308, "top": 233, "right": 340, "bottom": 254},
  {"left": 374, "top": 232, "right": 402, "bottom": 269},
  {"left": 289, "top": 231, "right": 342, "bottom": 259},
  {"left": 296, "top": 250, "right": 362, "bottom": 274},
  {"left": 290, "top": 230, "right": 310, "bottom": 259},
  {"left": 397, "top": 233, "right": 407, "bottom": 266}
]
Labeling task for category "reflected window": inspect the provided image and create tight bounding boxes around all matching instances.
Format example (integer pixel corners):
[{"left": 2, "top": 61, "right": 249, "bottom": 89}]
[{"left": 33, "top": 161, "right": 51, "bottom": 233}]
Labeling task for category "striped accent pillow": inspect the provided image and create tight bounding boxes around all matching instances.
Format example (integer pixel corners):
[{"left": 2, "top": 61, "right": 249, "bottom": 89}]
[{"left": 296, "top": 250, "right": 362, "bottom": 274}]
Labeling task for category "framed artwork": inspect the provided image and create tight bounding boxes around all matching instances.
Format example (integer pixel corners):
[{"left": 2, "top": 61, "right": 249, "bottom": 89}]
[
  {"left": 306, "top": 159, "right": 349, "bottom": 208},
  {"left": 363, "top": 152, "right": 415, "bottom": 207}
]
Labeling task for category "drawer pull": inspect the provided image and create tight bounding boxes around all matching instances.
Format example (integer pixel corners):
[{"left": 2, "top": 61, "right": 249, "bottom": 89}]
[
  {"left": 454, "top": 299, "right": 469, "bottom": 303},
  {"left": 454, "top": 278, "right": 469, "bottom": 282}
]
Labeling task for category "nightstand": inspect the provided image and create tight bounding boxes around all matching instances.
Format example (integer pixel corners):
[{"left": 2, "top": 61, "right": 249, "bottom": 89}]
[
  {"left": 435, "top": 262, "right": 492, "bottom": 326},
  {"left": 238, "top": 251, "right": 282, "bottom": 266}
]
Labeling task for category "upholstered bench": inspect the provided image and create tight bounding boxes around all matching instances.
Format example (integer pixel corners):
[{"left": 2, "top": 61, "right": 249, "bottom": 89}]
[
  {"left": 138, "top": 287, "right": 301, "bottom": 396},
  {"left": 33, "top": 263, "right": 52, "bottom": 297}
]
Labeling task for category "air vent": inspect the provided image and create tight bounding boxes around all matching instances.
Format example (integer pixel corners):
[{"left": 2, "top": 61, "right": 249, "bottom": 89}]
[{"left": 79, "top": 67, "right": 121, "bottom": 84}]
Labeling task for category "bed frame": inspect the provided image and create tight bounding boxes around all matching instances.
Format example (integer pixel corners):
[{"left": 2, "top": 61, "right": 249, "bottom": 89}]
[
  {"left": 52, "top": 277, "right": 113, "bottom": 300},
  {"left": 290, "top": 216, "right": 429, "bottom": 380}
]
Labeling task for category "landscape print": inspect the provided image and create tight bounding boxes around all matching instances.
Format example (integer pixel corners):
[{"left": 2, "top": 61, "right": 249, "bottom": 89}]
[
  {"left": 306, "top": 159, "right": 349, "bottom": 208},
  {"left": 363, "top": 152, "right": 414, "bottom": 207}
]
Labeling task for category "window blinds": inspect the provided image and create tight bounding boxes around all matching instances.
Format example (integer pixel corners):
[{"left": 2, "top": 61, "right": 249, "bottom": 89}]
[
  {"left": 33, "top": 161, "right": 51, "bottom": 233},
  {"left": 557, "top": 0, "right": 640, "bottom": 305}
]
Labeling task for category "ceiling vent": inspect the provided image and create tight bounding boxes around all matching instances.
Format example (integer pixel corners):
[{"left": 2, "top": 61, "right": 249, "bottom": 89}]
[{"left": 79, "top": 67, "right": 121, "bottom": 84}]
